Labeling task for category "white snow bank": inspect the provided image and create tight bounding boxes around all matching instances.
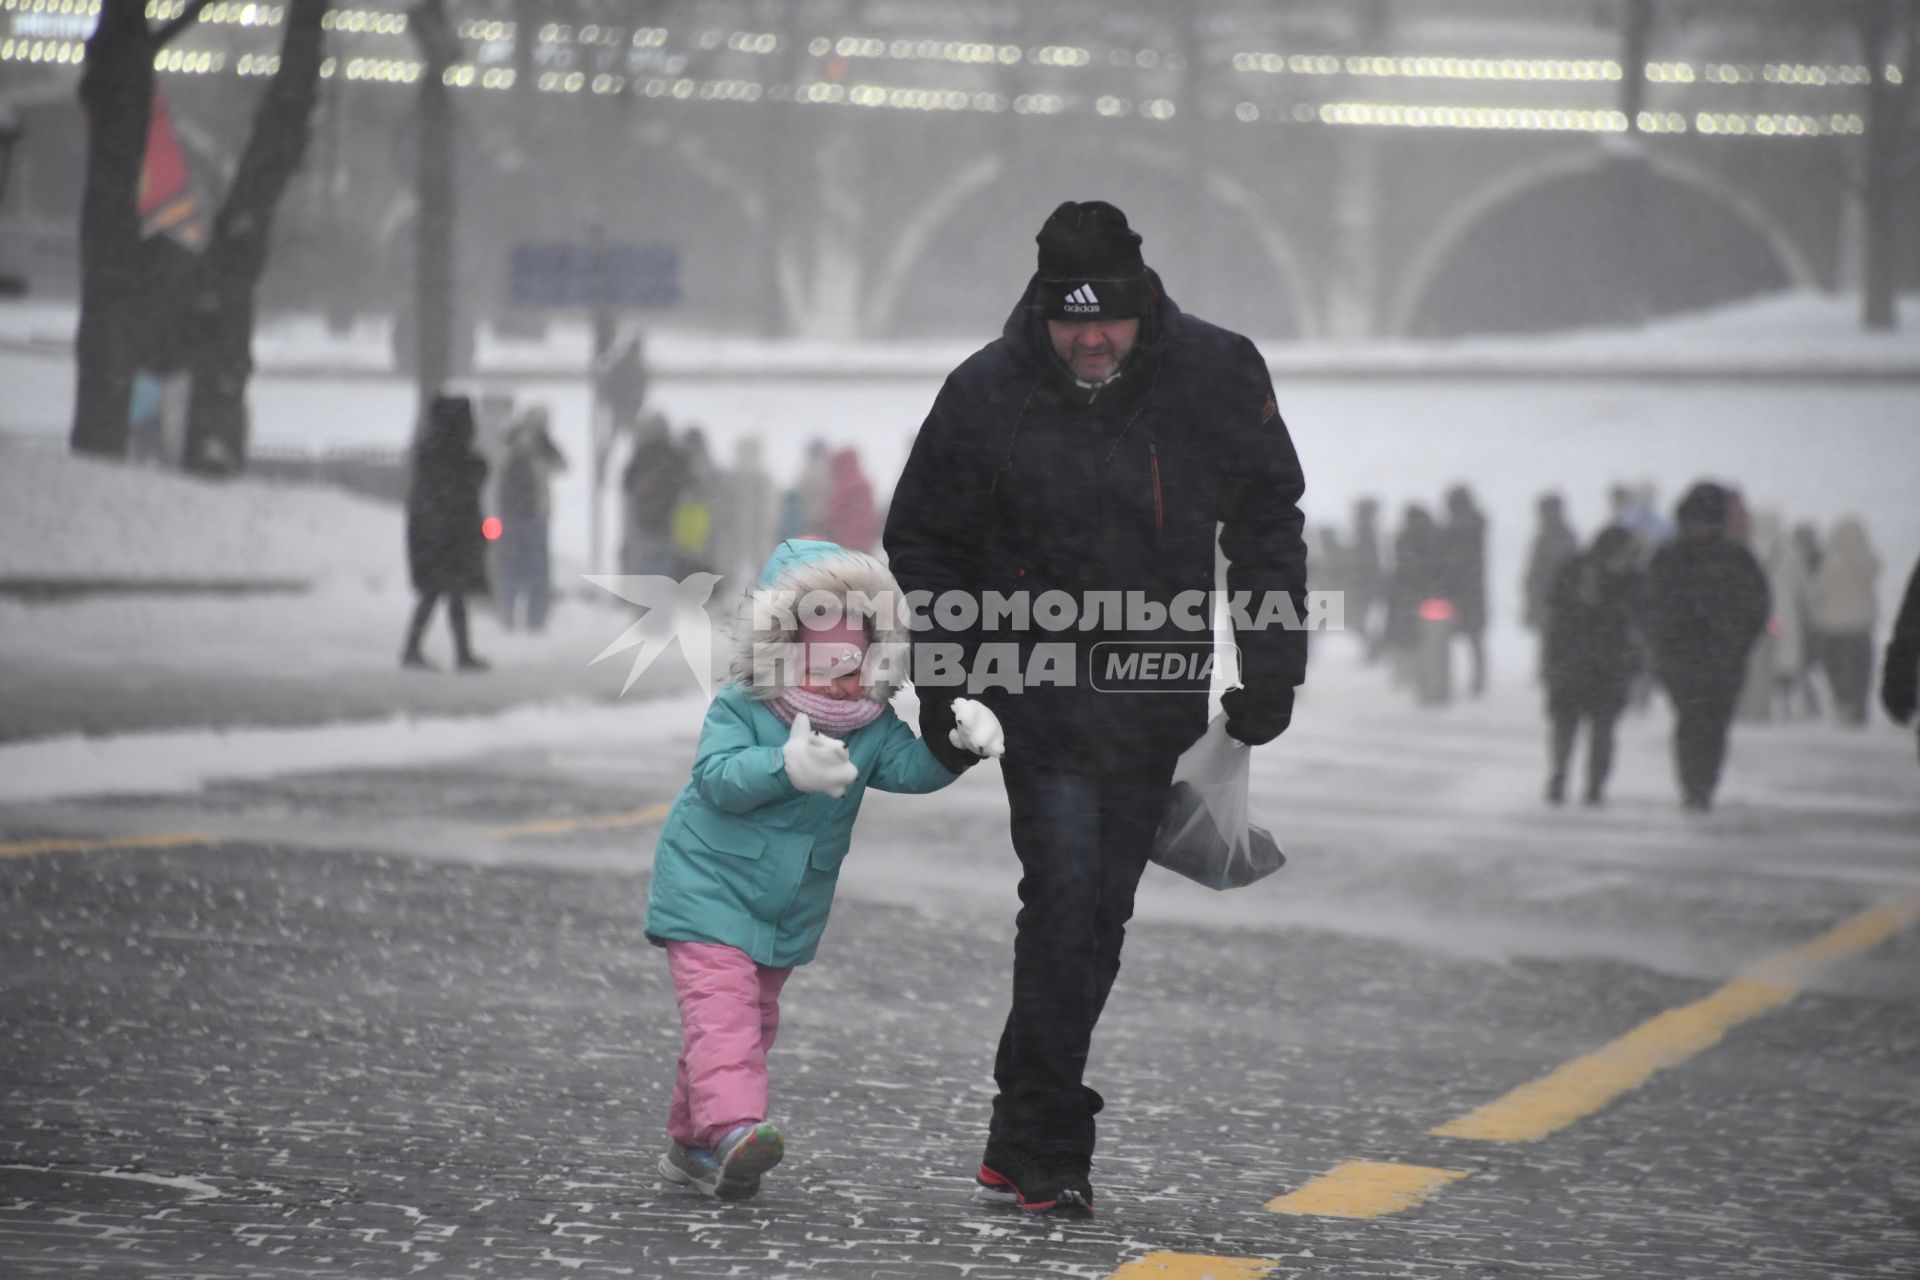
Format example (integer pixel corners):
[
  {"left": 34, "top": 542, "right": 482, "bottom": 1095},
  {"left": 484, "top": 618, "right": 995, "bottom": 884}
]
[
  {"left": 5, "top": 290, "right": 1918, "bottom": 380},
  {"left": 1272, "top": 291, "right": 1920, "bottom": 377},
  {"left": 0, "top": 440, "right": 403, "bottom": 584}
]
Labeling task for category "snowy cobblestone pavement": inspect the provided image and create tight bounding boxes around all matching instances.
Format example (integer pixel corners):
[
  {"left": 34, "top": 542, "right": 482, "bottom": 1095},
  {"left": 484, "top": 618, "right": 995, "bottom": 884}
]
[{"left": 3, "top": 652, "right": 1918, "bottom": 1278}]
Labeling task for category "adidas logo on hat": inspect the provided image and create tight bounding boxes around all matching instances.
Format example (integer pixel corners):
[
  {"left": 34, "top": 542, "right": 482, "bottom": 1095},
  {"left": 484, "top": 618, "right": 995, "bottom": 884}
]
[{"left": 1061, "top": 283, "right": 1100, "bottom": 314}]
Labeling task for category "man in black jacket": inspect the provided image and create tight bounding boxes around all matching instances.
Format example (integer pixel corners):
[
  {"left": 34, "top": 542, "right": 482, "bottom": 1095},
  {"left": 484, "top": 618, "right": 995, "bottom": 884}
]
[
  {"left": 883, "top": 201, "right": 1307, "bottom": 1216},
  {"left": 1644, "top": 482, "right": 1770, "bottom": 811}
]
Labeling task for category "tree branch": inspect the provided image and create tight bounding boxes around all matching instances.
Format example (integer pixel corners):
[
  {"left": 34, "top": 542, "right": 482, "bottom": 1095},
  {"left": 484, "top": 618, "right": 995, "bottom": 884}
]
[
  {"left": 154, "top": 0, "right": 219, "bottom": 51},
  {"left": 207, "top": 0, "right": 328, "bottom": 279}
]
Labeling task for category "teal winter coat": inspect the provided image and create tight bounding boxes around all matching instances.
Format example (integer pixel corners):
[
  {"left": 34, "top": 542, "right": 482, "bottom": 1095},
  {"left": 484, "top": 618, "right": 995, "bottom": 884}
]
[{"left": 644, "top": 682, "right": 958, "bottom": 967}]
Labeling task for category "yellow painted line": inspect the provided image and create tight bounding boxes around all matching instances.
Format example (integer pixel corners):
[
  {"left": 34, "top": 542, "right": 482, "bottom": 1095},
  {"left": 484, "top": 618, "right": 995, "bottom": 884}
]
[
  {"left": 487, "top": 801, "right": 673, "bottom": 840},
  {"left": 1265, "top": 1160, "right": 1469, "bottom": 1219},
  {"left": 0, "top": 832, "right": 215, "bottom": 860},
  {"left": 1433, "top": 889, "right": 1920, "bottom": 1144},
  {"left": 1109, "top": 1252, "right": 1279, "bottom": 1280}
]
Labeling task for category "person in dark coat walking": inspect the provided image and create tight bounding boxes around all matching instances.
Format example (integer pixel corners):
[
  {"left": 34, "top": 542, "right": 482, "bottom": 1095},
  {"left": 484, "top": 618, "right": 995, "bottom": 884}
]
[
  {"left": 1524, "top": 493, "right": 1580, "bottom": 637},
  {"left": 1382, "top": 504, "right": 1443, "bottom": 684},
  {"left": 1348, "top": 497, "right": 1386, "bottom": 659},
  {"left": 402, "top": 393, "right": 491, "bottom": 671},
  {"left": 620, "top": 413, "right": 690, "bottom": 579},
  {"left": 1438, "top": 484, "right": 1489, "bottom": 696},
  {"left": 1542, "top": 527, "right": 1643, "bottom": 806},
  {"left": 884, "top": 200, "right": 1307, "bottom": 1217},
  {"left": 1644, "top": 482, "right": 1770, "bottom": 811},
  {"left": 1881, "top": 554, "right": 1920, "bottom": 756}
]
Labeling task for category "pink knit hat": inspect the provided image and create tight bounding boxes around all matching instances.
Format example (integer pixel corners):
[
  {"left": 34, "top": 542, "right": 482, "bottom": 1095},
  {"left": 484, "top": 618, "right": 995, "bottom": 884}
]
[{"left": 799, "top": 613, "right": 870, "bottom": 678}]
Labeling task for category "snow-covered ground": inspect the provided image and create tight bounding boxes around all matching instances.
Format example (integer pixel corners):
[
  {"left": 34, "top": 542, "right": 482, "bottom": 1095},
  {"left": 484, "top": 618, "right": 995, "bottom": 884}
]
[{"left": 0, "top": 441, "right": 402, "bottom": 585}]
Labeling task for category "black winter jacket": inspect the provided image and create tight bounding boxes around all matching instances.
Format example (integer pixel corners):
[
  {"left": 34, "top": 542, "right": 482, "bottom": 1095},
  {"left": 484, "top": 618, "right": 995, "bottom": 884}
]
[
  {"left": 884, "top": 274, "right": 1307, "bottom": 776},
  {"left": 406, "top": 440, "right": 489, "bottom": 596},
  {"left": 1542, "top": 553, "right": 1643, "bottom": 713},
  {"left": 1644, "top": 534, "right": 1769, "bottom": 695}
]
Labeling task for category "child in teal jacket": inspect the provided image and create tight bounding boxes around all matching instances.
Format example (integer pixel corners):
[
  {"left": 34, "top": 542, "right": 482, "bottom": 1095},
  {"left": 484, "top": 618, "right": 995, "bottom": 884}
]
[{"left": 648, "top": 539, "right": 1004, "bottom": 1200}]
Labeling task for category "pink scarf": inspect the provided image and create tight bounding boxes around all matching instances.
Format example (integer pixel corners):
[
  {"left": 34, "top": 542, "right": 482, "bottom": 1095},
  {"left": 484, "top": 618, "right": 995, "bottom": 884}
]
[{"left": 768, "top": 686, "right": 886, "bottom": 736}]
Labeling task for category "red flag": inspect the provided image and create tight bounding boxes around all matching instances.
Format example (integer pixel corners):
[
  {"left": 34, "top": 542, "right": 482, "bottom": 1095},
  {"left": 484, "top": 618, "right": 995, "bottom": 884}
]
[{"left": 138, "top": 90, "right": 206, "bottom": 249}]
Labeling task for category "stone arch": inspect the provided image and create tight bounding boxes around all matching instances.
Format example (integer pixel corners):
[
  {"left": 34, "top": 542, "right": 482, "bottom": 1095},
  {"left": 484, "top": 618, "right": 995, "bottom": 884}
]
[
  {"left": 875, "top": 139, "right": 1315, "bottom": 340},
  {"left": 1201, "top": 169, "right": 1322, "bottom": 340},
  {"left": 1390, "top": 148, "right": 1819, "bottom": 338},
  {"left": 864, "top": 153, "right": 1008, "bottom": 334}
]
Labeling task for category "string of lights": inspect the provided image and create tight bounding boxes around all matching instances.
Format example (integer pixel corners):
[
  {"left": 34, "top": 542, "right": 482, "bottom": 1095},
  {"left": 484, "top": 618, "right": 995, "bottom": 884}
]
[{"left": 0, "top": 3, "right": 1898, "bottom": 138}]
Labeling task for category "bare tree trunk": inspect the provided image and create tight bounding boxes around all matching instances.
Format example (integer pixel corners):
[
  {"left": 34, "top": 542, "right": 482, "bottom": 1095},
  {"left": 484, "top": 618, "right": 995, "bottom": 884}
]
[
  {"left": 71, "top": 0, "right": 215, "bottom": 460},
  {"left": 181, "top": 0, "right": 329, "bottom": 475},
  {"left": 71, "top": 8, "right": 160, "bottom": 458},
  {"left": 413, "top": 0, "right": 458, "bottom": 409}
]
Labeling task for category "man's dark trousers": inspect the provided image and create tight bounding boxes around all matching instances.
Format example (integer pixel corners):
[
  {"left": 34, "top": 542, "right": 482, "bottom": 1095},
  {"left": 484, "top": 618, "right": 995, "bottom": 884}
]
[{"left": 990, "top": 762, "right": 1174, "bottom": 1166}]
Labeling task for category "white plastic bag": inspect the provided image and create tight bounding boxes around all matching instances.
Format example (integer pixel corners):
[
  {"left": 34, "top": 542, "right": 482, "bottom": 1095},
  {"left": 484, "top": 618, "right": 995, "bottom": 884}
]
[{"left": 1149, "top": 714, "right": 1286, "bottom": 891}]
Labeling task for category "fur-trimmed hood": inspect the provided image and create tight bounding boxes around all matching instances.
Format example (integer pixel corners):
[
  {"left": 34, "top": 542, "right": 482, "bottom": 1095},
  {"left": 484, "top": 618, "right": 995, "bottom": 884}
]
[{"left": 729, "top": 538, "right": 911, "bottom": 701}]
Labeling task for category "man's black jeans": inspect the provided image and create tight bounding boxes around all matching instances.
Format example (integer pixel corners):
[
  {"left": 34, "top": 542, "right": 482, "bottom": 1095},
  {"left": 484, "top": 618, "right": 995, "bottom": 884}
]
[{"left": 990, "top": 763, "right": 1173, "bottom": 1166}]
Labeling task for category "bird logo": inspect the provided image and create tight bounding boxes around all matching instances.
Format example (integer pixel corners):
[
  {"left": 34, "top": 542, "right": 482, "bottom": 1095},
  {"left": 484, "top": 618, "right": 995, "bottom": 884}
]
[{"left": 583, "top": 572, "right": 726, "bottom": 696}]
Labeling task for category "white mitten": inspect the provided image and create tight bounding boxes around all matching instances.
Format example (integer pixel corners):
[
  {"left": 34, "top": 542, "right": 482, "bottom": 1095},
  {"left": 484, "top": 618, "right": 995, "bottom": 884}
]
[
  {"left": 948, "top": 697, "right": 1006, "bottom": 759},
  {"left": 782, "top": 712, "right": 859, "bottom": 798}
]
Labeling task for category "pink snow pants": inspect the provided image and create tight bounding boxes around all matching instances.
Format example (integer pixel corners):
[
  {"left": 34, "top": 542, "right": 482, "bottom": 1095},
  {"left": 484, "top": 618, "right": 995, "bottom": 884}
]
[{"left": 665, "top": 941, "right": 793, "bottom": 1150}]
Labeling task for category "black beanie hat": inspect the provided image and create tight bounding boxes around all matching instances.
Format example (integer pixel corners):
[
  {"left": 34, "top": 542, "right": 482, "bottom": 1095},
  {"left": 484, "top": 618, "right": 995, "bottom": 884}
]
[
  {"left": 1034, "top": 200, "right": 1152, "bottom": 321},
  {"left": 1676, "top": 481, "right": 1731, "bottom": 531}
]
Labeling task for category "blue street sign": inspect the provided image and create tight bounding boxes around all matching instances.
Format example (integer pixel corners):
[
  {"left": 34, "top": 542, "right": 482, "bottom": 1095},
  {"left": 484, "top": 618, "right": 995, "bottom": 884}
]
[{"left": 510, "top": 243, "right": 680, "bottom": 308}]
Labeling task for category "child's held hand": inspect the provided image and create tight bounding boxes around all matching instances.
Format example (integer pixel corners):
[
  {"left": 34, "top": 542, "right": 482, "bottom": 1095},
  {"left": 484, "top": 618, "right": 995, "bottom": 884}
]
[
  {"left": 782, "top": 713, "right": 859, "bottom": 798},
  {"left": 948, "top": 697, "right": 1006, "bottom": 759}
]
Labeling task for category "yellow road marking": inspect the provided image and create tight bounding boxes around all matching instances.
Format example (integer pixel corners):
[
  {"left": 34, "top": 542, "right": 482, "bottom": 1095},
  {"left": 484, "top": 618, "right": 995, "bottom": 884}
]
[
  {"left": 487, "top": 801, "right": 673, "bottom": 840},
  {"left": 1109, "top": 1252, "right": 1279, "bottom": 1279},
  {"left": 1433, "top": 889, "right": 1920, "bottom": 1144},
  {"left": 1265, "top": 1160, "right": 1469, "bottom": 1219},
  {"left": 0, "top": 832, "right": 214, "bottom": 859}
]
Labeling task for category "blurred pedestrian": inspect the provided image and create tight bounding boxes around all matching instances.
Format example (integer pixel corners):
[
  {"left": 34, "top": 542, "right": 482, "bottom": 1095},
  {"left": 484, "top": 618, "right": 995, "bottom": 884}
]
[
  {"left": 673, "top": 426, "right": 719, "bottom": 577},
  {"left": 822, "top": 446, "right": 879, "bottom": 553},
  {"left": 1348, "top": 496, "right": 1386, "bottom": 660},
  {"left": 494, "top": 407, "right": 567, "bottom": 632},
  {"left": 1609, "top": 481, "right": 1672, "bottom": 565},
  {"left": 1312, "top": 524, "right": 1351, "bottom": 612},
  {"left": 1645, "top": 482, "right": 1770, "bottom": 812},
  {"left": 777, "top": 438, "right": 834, "bottom": 542},
  {"left": 1737, "top": 512, "right": 1787, "bottom": 723},
  {"left": 620, "top": 412, "right": 688, "bottom": 579},
  {"left": 599, "top": 332, "right": 649, "bottom": 437},
  {"left": 401, "top": 393, "right": 491, "bottom": 672},
  {"left": 1438, "top": 484, "right": 1489, "bottom": 696},
  {"left": 1383, "top": 504, "right": 1444, "bottom": 685},
  {"left": 1523, "top": 492, "right": 1580, "bottom": 678},
  {"left": 1789, "top": 521, "right": 1826, "bottom": 717},
  {"left": 1542, "top": 527, "right": 1643, "bottom": 806},
  {"left": 1747, "top": 511, "right": 1816, "bottom": 721},
  {"left": 646, "top": 539, "right": 1003, "bottom": 1201},
  {"left": 1610, "top": 483, "right": 1668, "bottom": 711},
  {"left": 712, "top": 435, "right": 777, "bottom": 593},
  {"left": 1880, "top": 554, "right": 1920, "bottom": 751},
  {"left": 1809, "top": 517, "right": 1881, "bottom": 726}
]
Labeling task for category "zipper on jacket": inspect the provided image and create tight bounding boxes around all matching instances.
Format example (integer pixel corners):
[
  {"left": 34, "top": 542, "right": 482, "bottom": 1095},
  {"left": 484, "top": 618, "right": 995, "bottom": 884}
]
[{"left": 1148, "top": 442, "right": 1164, "bottom": 536}]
